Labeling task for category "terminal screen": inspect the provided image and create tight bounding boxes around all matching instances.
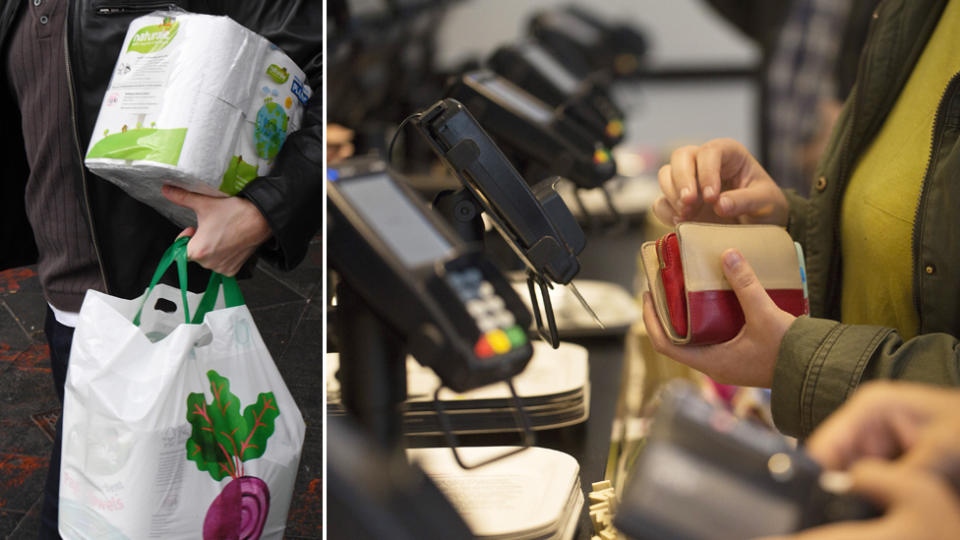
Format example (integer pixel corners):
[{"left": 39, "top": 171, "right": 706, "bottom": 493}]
[
  {"left": 470, "top": 73, "right": 554, "bottom": 125},
  {"left": 522, "top": 44, "right": 580, "bottom": 95},
  {"left": 339, "top": 174, "right": 455, "bottom": 269}
]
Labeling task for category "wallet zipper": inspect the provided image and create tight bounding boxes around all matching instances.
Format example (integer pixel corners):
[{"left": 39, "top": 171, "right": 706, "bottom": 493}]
[
  {"left": 656, "top": 236, "right": 666, "bottom": 269},
  {"left": 656, "top": 232, "right": 688, "bottom": 339},
  {"left": 656, "top": 233, "right": 679, "bottom": 270}
]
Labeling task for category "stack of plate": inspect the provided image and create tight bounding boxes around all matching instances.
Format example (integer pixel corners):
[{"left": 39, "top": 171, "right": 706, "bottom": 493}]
[
  {"left": 408, "top": 446, "right": 583, "bottom": 540},
  {"left": 328, "top": 340, "right": 590, "bottom": 435}
]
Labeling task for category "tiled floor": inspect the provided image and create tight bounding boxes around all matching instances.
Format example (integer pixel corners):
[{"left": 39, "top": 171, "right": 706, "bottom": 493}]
[{"left": 0, "top": 237, "right": 323, "bottom": 539}]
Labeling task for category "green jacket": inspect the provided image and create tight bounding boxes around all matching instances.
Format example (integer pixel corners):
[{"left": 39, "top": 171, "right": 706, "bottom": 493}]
[{"left": 773, "top": 0, "right": 960, "bottom": 438}]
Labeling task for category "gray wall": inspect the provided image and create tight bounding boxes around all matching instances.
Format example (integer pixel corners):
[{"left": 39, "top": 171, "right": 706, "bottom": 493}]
[{"left": 435, "top": 0, "right": 761, "bottom": 155}]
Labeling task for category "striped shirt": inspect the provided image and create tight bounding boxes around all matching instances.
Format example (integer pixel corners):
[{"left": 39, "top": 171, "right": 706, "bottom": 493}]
[{"left": 6, "top": 0, "right": 104, "bottom": 316}]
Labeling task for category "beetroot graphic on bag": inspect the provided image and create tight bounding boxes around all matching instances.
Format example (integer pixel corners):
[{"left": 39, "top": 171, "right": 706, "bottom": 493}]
[{"left": 186, "top": 370, "right": 280, "bottom": 540}]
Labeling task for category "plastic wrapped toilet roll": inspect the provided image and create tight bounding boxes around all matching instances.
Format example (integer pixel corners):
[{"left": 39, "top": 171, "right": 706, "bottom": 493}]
[{"left": 85, "top": 10, "right": 312, "bottom": 227}]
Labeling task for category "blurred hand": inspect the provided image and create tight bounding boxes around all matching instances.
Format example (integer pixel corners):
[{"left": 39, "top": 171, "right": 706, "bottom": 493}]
[
  {"left": 642, "top": 248, "right": 796, "bottom": 387},
  {"left": 654, "top": 138, "right": 789, "bottom": 227},
  {"left": 903, "top": 416, "right": 960, "bottom": 494},
  {"left": 162, "top": 185, "right": 271, "bottom": 276},
  {"left": 758, "top": 460, "right": 960, "bottom": 540},
  {"left": 805, "top": 382, "right": 960, "bottom": 471}
]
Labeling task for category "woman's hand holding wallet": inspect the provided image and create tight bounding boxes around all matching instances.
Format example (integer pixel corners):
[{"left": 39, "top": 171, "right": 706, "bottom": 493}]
[
  {"left": 645, "top": 137, "right": 798, "bottom": 387},
  {"left": 642, "top": 242, "right": 800, "bottom": 389}
]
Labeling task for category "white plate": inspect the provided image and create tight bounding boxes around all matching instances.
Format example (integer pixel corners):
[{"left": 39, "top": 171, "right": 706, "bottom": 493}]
[
  {"left": 408, "top": 446, "right": 582, "bottom": 539},
  {"left": 512, "top": 279, "right": 640, "bottom": 336},
  {"left": 327, "top": 341, "right": 589, "bottom": 402}
]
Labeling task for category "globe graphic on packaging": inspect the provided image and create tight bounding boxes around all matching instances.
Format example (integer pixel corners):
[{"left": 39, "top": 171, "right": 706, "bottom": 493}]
[{"left": 254, "top": 102, "right": 288, "bottom": 160}]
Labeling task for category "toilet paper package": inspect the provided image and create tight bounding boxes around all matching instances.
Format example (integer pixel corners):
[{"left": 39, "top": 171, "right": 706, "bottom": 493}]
[{"left": 85, "top": 11, "right": 312, "bottom": 226}]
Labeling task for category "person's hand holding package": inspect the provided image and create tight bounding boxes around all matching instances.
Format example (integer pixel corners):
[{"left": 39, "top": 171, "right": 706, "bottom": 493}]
[
  {"left": 759, "top": 383, "right": 960, "bottom": 540},
  {"left": 82, "top": 12, "right": 318, "bottom": 278},
  {"left": 162, "top": 185, "right": 272, "bottom": 276}
]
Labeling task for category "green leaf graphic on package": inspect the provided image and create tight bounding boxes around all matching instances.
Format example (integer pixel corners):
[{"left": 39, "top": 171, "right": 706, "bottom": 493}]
[
  {"left": 128, "top": 19, "right": 180, "bottom": 53},
  {"left": 187, "top": 370, "right": 279, "bottom": 540},
  {"left": 86, "top": 127, "right": 187, "bottom": 165},
  {"left": 266, "top": 64, "right": 289, "bottom": 84},
  {"left": 219, "top": 155, "right": 259, "bottom": 196}
]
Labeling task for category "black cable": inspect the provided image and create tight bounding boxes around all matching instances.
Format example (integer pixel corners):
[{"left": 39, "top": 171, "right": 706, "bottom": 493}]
[{"left": 387, "top": 112, "right": 424, "bottom": 167}]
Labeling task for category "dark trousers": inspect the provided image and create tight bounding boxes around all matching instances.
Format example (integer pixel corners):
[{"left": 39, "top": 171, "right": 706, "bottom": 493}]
[{"left": 40, "top": 308, "right": 72, "bottom": 540}]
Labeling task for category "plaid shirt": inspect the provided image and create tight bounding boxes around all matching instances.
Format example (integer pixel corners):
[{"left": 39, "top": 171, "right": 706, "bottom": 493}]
[{"left": 767, "top": 0, "right": 854, "bottom": 192}]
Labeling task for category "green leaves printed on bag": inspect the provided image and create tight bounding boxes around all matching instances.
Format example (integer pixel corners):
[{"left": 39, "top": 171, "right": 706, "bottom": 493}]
[{"left": 186, "top": 370, "right": 279, "bottom": 482}]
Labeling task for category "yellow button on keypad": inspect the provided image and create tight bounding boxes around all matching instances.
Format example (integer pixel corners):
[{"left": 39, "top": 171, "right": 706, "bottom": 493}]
[{"left": 486, "top": 329, "right": 511, "bottom": 354}]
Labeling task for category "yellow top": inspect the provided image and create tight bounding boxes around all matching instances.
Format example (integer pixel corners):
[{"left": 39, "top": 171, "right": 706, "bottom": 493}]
[{"left": 841, "top": 0, "right": 960, "bottom": 339}]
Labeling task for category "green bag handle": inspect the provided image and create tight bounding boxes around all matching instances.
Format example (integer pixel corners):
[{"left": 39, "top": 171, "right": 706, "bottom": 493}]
[
  {"left": 133, "top": 237, "right": 246, "bottom": 326},
  {"left": 135, "top": 237, "right": 192, "bottom": 326},
  {"left": 190, "top": 271, "right": 245, "bottom": 324}
]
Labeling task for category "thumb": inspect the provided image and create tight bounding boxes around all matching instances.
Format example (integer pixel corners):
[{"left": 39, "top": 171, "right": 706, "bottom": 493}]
[
  {"left": 162, "top": 185, "right": 208, "bottom": 212},
  {"left": 722, "top": 249, "right": 776, "bottom": 320}
]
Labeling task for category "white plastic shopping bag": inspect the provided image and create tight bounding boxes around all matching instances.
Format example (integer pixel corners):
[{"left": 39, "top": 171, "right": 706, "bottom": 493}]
[{"left": 59, "top": 238, "right": 306, "bottom": 539}]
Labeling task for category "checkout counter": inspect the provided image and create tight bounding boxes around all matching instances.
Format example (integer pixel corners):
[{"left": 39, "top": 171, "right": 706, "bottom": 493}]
[{"left": 326, "top": 2, "right": 879, "bottom": 539}]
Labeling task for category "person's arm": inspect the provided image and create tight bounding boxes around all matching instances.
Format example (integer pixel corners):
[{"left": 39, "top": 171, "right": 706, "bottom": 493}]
[
  {"left": 162, "top": 83, "right": 322, "bottom": 276},
  {"left": 772, "top": 321, "right": 960, "bottom": 438},
  {"left": 163, "top": 2, "right": 324, "bottom": 274},
  {"left": 648, "top": 137, "right": 960, "bottom": 439},
  {"left": 783, "top": 183, "right": 811, "bottom": 241},
  {"left": 237, "top": 92, "right": 323, "bottom": 271},
  {"left": 644, "top": 264, "right": 960, "bottom": 439},
  {"left": 231, "top": 0, "right": 324, "bottom": 271}
]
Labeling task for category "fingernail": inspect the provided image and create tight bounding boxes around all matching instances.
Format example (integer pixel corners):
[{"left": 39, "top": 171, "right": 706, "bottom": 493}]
[
  {"left": 723, "top": 250, "right": 743, "bottom": 269},
  {"left": 719, "top": 196, "right": 733, "bottom": 214},
  {"left": 680, "top": 187, "right": 691, "bottom": 200},
  {"left": 703, "top": 186, "right": 715, "bottom": 199},
  {"left": 672, "top": 216, "right": 681, "bottom": 225}
]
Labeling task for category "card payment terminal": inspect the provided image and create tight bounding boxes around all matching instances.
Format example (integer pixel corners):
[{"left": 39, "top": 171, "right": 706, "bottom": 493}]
[
  {"left": 328, "top": 160, "right": 534, "bottom": 393},
  {"left": 488, "top": 41, "right": 626, "bottom": 147},
  {"left": 446, "top": 70, "right": 616, "bottom": 189}
]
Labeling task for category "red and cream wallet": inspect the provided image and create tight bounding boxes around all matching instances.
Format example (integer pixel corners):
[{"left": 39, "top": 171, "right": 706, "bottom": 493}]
[{"left": 640, "top": 223, "right": 809, "bottom": 345}]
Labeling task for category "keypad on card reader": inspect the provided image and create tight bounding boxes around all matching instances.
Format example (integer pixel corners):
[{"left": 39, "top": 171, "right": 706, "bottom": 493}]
[{"left": 445, "top": 268, "right": 527, "bottom": 359}]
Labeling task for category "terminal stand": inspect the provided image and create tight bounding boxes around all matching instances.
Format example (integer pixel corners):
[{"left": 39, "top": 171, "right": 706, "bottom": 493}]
[
  {"left": 336, "top": 282, "right": 408, "bottom": 452},
  {"left": 432, "top": 188, "right": 485, "bottom": 246},
  {"left": 433, "top": 187, "right": 563, "bottom": 347}
]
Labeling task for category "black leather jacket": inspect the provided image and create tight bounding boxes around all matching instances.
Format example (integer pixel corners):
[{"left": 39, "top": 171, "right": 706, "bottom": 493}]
[{"left": 0, "top": 0, "right": 323, "bottom": 299}]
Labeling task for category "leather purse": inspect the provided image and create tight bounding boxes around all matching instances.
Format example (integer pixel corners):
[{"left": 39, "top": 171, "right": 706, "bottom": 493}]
[{"left": 640, "top": 223, "right": 809, "bottom": 345}]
